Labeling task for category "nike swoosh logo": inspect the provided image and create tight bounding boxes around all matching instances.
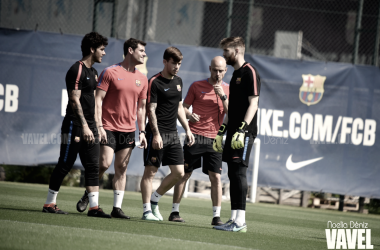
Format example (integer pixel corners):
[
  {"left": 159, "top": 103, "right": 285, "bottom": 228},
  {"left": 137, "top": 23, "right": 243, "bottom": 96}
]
[
  {"left": 201, "top": 91, "right": 207, "bottom": 94},
  {"left": 286, "top": 154, "right": 323, "bottom": 171},
  {"left": 118, "top": 78, "right": 124, "bottom": 80},
  {"left": 164, "top": 88, "right": 170, "bottom": 91},
  {"left": 154, "top": 194, "right": 158, "bottom": 197}
]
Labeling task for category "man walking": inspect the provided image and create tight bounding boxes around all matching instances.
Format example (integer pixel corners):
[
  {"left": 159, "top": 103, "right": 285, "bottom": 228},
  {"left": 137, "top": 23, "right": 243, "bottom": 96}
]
[
  {"left": 170, "top": 56, "right": 229, "bottom": 225},
  {"left": 42, "top": 32, "right": 110, "bottom": 218},
  {"left": 213, "top": 37, "right": 261, "bottom": 233},
  {"left": 76, "top": 38, "right": 148, "bottom": 219},
  {"left": 141, "top": 47, "right": 194, "bottom": 221}
]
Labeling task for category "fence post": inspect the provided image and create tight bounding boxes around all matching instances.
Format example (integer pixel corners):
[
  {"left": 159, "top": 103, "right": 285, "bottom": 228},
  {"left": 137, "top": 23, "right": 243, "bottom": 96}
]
[
  {"left": 226, "top": 0, "right": 233, "bottom": 38},
  {"left": 374, "top": 1, "right": 380, "bottom": 66},
  {"left": 352, "top": 0, "right": 364, "bottom": 64},
  {"left": 245, "top": 0, "right": 254, "bottom": 51}
]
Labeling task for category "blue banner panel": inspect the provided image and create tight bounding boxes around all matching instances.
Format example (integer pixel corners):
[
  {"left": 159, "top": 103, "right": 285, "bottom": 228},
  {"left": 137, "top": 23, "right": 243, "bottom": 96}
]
[{"left": 0, "top": 29, "right": 379, "bottom": 198}]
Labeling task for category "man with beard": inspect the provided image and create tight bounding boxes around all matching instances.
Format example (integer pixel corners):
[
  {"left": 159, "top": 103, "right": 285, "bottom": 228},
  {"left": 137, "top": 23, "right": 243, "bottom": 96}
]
[
  {"left": 213, "top": 37, "right": 261, "bottom": 233},
  {"left": 76, "top": 38, "right": 148, "bottom": 219},
  {"left": 141, "top": 47, "right": 195, "bottom": 221},
  {"left": 42, "top": 32, "right": 111, "bottom": 218},
  {"left": 170, "top": 56, "right": 229, "bottom": 225}
]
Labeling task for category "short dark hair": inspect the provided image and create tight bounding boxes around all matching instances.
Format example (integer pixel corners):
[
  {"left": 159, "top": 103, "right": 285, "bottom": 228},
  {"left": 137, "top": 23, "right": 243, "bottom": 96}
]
[
  {"left": 220, "top": 36, "right": 245, "bottom": 48},
  {"left": 81, "top": 32, "right": 108, "bottom": 57},
  {"left": 124, "top": 38, "right": 147, "bottom": 56},
  {"left": 163, "top": 47, "right": 183, "bottom": 63}
]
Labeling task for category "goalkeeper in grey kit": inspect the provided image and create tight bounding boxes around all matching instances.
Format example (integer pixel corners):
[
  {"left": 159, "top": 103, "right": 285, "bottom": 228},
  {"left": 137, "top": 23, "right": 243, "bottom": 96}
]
[{"left": 213, "top": 37, "right": 261, "bottom": 233}]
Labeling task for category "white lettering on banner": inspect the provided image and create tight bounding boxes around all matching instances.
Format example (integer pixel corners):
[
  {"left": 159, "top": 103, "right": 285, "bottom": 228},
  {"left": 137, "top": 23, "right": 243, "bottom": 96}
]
[
  {"left": 351, "top": 118, "right": 364, "bottom": 145},
  {"left": 272, "top": 110, "right": 283, "bottom": 137},
  {"left": 325, "top": 229, "right": 373, "bottom": 249},
  {"left": 301, "top": 113, "right": 313, "bottom": 140},
  {"left": 313, "top": 114, "right": 333, "bottom": 142},
  {"left": 363, "top": 119, "right": 376, "bottom": 146},
  {"left": 289, "top": 111, "right": 301, "bottom": 139},
  {"left": 256, "top": 108, "right": 376, "bottom": 146},
  {"left": 61, "top": 89, "right": 68, "bottom": 117},
  {"left": 0, "top": 84, "right": 19, "bottom": 112},
  {"left": 260, "top": 108, "right": 272, "bottom": 136},
  {"left": 0, "top": 84, "right": 3, "bottom": 110}
]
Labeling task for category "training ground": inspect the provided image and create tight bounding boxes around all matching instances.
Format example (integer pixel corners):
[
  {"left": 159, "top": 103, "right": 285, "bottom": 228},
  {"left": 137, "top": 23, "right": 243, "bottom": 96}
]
[{"left": 0, "top": 182, "right": 379, "bottom": 250}]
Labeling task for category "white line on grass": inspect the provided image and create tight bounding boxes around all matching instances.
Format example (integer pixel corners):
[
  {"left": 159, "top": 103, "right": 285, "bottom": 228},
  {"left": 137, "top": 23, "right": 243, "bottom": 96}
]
[{"left": 0, "top": 220, "right": 258, "bottom": 250}]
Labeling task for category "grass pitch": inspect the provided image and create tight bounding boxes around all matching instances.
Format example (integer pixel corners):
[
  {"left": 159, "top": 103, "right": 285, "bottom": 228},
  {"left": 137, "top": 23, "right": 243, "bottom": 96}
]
[{"left": 0, "top": 182, "right": 379, "bottom": 250}]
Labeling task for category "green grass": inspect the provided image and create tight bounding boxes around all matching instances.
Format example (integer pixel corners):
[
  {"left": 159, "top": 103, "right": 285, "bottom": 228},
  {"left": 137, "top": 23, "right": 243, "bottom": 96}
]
[{"left": 0, "top": 182, "right": 379, "bottom": 250}]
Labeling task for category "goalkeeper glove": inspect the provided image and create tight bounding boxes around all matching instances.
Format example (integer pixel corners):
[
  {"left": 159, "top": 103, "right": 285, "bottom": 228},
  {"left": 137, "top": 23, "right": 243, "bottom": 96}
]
[
  {"left": 213, "top": 123, "right": 227, "bottom": 153},
  {"left": 231, "top": 121, "right": 247, "bottom": 150}
]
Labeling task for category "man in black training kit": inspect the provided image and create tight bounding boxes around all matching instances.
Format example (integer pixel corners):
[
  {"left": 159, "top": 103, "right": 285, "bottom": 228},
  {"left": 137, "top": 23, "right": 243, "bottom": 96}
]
[
  {"left": 141, "top": 47, "right": 194, "bottom": 221},
  {"left": 42, "top": 32, "right": 111, "bottom": 218},
  {"left": 213, "top": 37, "right": 260, "bottom": 233}
]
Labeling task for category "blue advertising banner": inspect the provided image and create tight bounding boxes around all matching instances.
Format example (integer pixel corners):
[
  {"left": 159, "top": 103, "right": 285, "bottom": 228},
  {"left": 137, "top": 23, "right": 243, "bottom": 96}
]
[{"left": 0, "top": 29, "right": 379, "bottom": 198}]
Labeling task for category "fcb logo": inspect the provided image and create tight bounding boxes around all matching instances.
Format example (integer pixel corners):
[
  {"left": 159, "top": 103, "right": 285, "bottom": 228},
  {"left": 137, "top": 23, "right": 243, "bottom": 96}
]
[
  {"left": 151, "top": 157, "right": 157, "bottom": 163},
  {"left": 299, "top": 74, "right": 326, "bottom": 106},
  {"left": 177, "top": 85, "right": 181, "bottom": 91},
  {"left": 74, "top": 136, "right": 80, "bottom": 143},
  {"left": 184, "top": 163, "right": 189, "bottom": 169},
  {"left": 136, "top": 80, "right": 141, "bottom": 87},
  {"left": 236, "top": 78, "right": 241, "bottom": 84},
  {"left": 95, "top": 75, "right": 98, "bottom": 82}
]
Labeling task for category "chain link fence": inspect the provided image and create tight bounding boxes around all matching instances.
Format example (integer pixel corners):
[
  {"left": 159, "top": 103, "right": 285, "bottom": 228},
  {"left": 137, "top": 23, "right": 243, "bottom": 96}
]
[{"left": 1, "top": 0, "right": 379, "bottom": 66}]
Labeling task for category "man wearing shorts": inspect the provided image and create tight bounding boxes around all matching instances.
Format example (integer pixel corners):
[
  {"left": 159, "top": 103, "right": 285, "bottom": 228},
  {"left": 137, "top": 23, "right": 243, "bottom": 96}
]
[
  {"left": 170, "top": 56, "right": 229, "bottom": 225},
  {"left": 42, "top": 32, "right": 110, "bottom": 218},
  {"left": 76, "top": 38, "right": 148, "bottom": 219},
  {"left": 141, "top": 47, "right": 194, "bottom": 221},
  {"left": 213, "top": 37, "right": 261, "bottom": 233}
]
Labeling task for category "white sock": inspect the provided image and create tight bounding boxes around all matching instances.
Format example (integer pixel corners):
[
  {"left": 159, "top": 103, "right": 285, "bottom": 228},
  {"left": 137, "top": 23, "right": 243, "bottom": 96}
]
[
  {"left": 172, "top": 203, "right": 180, "bottom": 212},
  {"left": 45, "top": 189, "right": 58, "bottom": 205},
  {"left": 143, "top": 203, "right": 151, "bottom": 213},
  {"left": 150, "top": 191, "right": 162, "bottom": 203},
  {"left": 235, "top": 209, "right": 246, "bottom": 226},
  {"left": 213, "top": 206, "right": 221, "bottom": 217},
  {"left": 113, "top": 190, "right": 124, "bottom": 208},
  {"left": 230, "top": 210, "right": 237, "bottom": 221},
  {"left": 88, "top": 192, "right": 99, "bottom": 208}
]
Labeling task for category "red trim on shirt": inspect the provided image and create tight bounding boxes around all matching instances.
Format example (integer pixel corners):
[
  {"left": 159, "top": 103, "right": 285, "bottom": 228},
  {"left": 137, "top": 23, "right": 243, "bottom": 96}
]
[
  {"left": 76, "top": 61, "right": 83, "bottom": 90},
  {"left": 244, "top": 63, "right": 258, "bottom": 95},
  {"left": 147, "top": 73, "right": 161, "bottom": 103}
]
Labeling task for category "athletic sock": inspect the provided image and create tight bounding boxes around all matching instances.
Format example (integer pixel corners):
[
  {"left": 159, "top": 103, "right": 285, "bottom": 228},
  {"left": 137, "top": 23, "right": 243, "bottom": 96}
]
[
  {"left": 234, "top": 209, "right": 246, "bottom": 227},
  {"left": 172, "top": 203, "right": 180, "bottom": 213},
  {"left": 143, "top": 203, "right": 151, "bottom": 213},
  {"left": 230, "top": 210, "right": 237, "bottom": 221},
  {"left": 150, "top": 191, "right": 162, "bottom": 203},
  {"left": 88, "top": 192, "right": 99, "bottom": 210},
  {"left": 44, "top": 189, "right": 58, "bottom": 205},
  {"left": 213, "top": 206, "right": 221, "bottom": 217},
  {"left": 113, "top": 190, "right": 124, "bottom": 208}
]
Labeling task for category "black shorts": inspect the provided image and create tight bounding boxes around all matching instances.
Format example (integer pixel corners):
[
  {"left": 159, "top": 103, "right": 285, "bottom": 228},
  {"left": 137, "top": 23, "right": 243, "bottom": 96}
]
[
  {"left": 222, "top": 132, "right": 255, "bottom": 167},
  {"left": 144, "top": 132, "right": 184, "bottom": 167},
  {"left": 102, "top": 130, "right": 135, "bottom": 152},
  {"left": 183, "top": 144, "right": 222, "bottom": 175}
]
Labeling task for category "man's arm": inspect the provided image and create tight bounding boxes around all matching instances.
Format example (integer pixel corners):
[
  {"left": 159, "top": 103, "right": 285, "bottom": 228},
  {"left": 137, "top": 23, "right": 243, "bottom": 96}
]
[
  {"left": 95, "top": 89, "right": 107, "bottom": 142},
  {"left": 69, "top": 89, "right": 94, "bottom": 142},
  {"left": 147, "top": 103, "right": 159, "bottom": 136},
  {"left": 243, "top": 96, "right": 259, "bottom": 125},
  {"left": 183, "top": 102, "right": 199, "bottom": 123},
  {"left": 178, "top": 101, "right": 194, "bottom": 146},
  {"left": 214, "top": 85, "right": 228, "bottom": 114},
  {"left": 137, "top": 99, "right": 147, "bottom": 148}
]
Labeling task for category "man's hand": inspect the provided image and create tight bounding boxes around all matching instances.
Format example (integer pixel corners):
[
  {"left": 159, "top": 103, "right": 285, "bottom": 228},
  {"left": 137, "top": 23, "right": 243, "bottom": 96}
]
[
  {"left": 186, "top": 130, "right": 195, "bottom": 147},
  {"left": 152, "top": 134, "right": 163, "bottom": 150},
  {"left": 189, "top": 113, "right": 200, "bottom": 123},
  {"left": 99, "top": 127, "right": 107, "bottom": 144},
  {"left": 139, "top": 133, "right": 147, "bottom": 149},
  {"left": 83, "top": 125, "right": 95, "bottom": 144},
  {"left": 231, "top": 121, "right": 247, "bottom": 150},
  {"left": 214, "top": 84, "right": 225, "bottom": 97},
  {"left": 213, "top": 124, "right": 227, "bottom": 153}
]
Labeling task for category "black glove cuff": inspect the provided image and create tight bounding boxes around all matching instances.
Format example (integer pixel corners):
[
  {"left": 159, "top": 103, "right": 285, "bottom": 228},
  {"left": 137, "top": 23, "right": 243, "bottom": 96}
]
[{"left": 218, "top": 123, "right": 228, "bottom": 135}]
